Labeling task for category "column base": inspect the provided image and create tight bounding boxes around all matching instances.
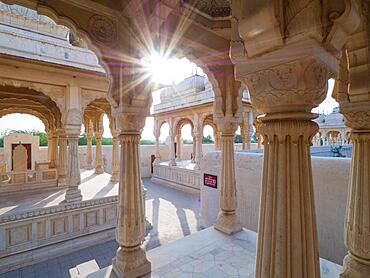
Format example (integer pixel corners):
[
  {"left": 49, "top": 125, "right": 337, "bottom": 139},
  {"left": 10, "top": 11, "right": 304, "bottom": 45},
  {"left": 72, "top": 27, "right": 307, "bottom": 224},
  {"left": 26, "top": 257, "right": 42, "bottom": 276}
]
[
  {"left": 85, "top": 165, "right": 94, "bottom": 170},
  {"left": 340, "top": 253, "right": 370, "bottom": 278},
  {"left": 214, "top": 211, "right": 242, "bottom": 235},
  {"left": 64, "top": 188, "right": 82, "bottom": 203},
  {"left": 110, "top": 173, "right": 119, "bottom": 182},
  {"left": 176, "top": 158, "right": 181, "bottom": 162},
  {"left": 57, "top": 177, "right": 66, "bottom": 187},
  {"left": 95, "top": 167, "right": 104, "bottom": 174},
  {"left": 112, "top": 246, "right": 151, "bottom": 278},
  {"left": 169, "top": 159, "right": 177, "bottom": 166}
]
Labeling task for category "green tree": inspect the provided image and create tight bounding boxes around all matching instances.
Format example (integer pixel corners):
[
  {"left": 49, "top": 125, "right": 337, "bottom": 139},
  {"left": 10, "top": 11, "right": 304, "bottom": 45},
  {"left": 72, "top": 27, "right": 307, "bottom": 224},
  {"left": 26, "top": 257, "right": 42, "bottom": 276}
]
[
  {"left": 234, "top": 134, "right": 242, "bottom": 143},
  {"left": 203, "top": 135, "right": 214, "bottom": 144},
  {"left": 140, "top": 139, "right": 155, "bottom": 145}
]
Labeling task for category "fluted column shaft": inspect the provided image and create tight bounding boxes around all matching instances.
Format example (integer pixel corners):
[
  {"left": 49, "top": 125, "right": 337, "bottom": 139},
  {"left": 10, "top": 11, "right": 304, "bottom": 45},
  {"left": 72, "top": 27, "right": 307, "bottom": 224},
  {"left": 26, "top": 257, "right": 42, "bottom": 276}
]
[
  {"left": 110, "top": 135, "right": 120, "bottom": 182},
  {"left": 255, "top": 119, "right": 320, "bottom": 278},
  {"left": 112, "top": 132, "right": 151, "bottom": 277},
  {"left": 57, "top": 134, "right": 68, "bottom": 186},
  {"left": 65, "top": 135, "right": 82, "bottom": 203},
  {"left": 214, "top": 128, "right": 242, "bottom": 234},
  {"left": 214, "top": 131, "right": 221, "bottom": 151},
  {"left": 175, "top": 134, "right": 181, "bottom": 161},
  {"left": 194, "top": 131, "right": 202, "bottom": 170},
  {"left": 50, "top": 135, "right": 58, "bottom": 168},
  {"left": 191, "top": 134, "right": 196, "bottom": 163},
  {"left": 169, "top": 133, "right": 176, "bottom": 166},
  {"left": 340, "top": 131, "right": 370, "bottom": 277},
  {"left": 86, "top": 134, "right": 93, "bottom": 169},
  {"left": 95, "top": 134, "right": 104, "bottom": 174},
  {"left": 154, "top": 136, "right": 161, "bottom": 165}
]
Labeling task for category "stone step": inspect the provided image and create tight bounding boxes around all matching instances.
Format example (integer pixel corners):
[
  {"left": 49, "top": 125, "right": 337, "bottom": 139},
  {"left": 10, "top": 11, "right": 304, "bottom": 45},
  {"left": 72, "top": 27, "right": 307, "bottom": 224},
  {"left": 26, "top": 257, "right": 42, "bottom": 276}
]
[{"left": 70, "top": 260, "right": 100, "bottom": 278}]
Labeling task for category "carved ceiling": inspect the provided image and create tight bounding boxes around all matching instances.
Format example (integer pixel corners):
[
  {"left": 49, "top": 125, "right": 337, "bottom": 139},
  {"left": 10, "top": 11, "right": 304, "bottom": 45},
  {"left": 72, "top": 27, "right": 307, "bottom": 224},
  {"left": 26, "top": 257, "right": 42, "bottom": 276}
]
[{"left": 184, "top": 0, "right": 231, "bottom": 18}]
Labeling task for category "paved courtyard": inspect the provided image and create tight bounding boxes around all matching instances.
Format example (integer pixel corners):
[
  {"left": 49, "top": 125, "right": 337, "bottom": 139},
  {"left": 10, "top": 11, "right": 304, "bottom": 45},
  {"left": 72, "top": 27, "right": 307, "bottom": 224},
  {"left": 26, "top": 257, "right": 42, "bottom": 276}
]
[{"left": 0, "top": 178, "right": 201, "bottom": 278}]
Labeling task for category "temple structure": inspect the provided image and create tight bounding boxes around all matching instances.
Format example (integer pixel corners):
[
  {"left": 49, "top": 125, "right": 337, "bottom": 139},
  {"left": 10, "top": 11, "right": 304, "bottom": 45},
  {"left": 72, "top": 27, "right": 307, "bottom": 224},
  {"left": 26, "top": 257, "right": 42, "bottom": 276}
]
[
  {"left": 151, "top": 74, "right": 254, "bottom": 192},
  {"left": 0, "top": 1, "right": 368, "bottom": 278},
  {"left": 314, "top": 107, "right": 351, "bottom": 146}
]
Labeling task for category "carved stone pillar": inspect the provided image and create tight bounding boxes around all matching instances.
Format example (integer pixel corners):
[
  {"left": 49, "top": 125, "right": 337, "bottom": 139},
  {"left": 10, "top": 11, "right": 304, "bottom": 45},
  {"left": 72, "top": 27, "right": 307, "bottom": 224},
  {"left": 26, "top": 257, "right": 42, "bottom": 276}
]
[
  {"left": 110, "top": 133, "right": 120, "bottom": 182},
  {"left": 193, "top": 116, "right": 202, "bottom": 171},
  {"left": 64, "top": 109, "right": 82, "bottom": 203},
  {"left": 153, "top": 136, "right": 161, "bottom": 165},
  {"left": 168, "top": 131, "right": 176, "bottom": 166},
  {"left": 50, "top": 133, "right": 58, "bottom": 168},
  {"left": 191, "top": 132, "right": 196, "bottom": 163},
  {"left": 214, "top": 119, "right": 242, "bottom": 234},
  {"left": 175, "top": 134, "right": 181, "bottom": 161},
  {"left": 94, "top": 132, "right": 104, "bottom": 174},
  {"left": 57, "top": 131, "right": 68, "bottom": 186},
  {"left": 242, "top": 57, "right": 331, "bottom": 278},
  {"left": 112, "top": 113, "right": 151, "bottom": 277},
  {"left": 85, "top": 133, "right": 93, "bottom": 170},
  {"left": 214, "top": 131, "right": 221, "bottom": 151},
  {"left": 340, "top": 128, "right": 370, "bottom": 277}
]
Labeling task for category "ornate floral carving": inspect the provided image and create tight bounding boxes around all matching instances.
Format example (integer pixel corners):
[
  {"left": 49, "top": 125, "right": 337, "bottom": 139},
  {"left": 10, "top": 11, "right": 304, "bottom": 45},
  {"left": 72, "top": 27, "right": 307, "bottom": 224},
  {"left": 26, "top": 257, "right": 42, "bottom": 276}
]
[
  {"left": 114, "top": 113, "right": 146, "bottom": 134},
  {"left": 88, "top": 14, "right": 117, "bottom": 45},
  {"left": 244, "top": 58, "right": 329, "bottom": 114},
  {"left": 342, "top": 110, "right": 370, "bottom": 130}
]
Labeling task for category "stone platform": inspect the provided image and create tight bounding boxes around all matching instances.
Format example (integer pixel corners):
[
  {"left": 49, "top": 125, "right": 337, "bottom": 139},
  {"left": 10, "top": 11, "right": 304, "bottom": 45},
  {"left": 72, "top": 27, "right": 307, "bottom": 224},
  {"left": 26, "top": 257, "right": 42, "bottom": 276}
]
[
  {"left": 88, "top": 227, "right": 341, "bottom": 278},
  {"left": 0, "top": 170, "right": 118, "bottom": 217},
  {"left": 152, "top": 160, "right": 201, "bottom": 194},
  {"left": 0, "top": 170, "right": 119, "bottom": 274}
]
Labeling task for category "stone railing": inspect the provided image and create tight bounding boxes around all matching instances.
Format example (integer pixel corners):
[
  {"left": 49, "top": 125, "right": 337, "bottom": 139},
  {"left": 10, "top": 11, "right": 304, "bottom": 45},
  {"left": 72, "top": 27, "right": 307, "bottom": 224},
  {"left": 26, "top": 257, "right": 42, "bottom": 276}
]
[
  {"left": 0, "top": 196, "right": 118, "bottom": 273},
  {"left": 0, "top": 169, "right": 58, "bottom": 194},
  {"left": 0, "top": 169, "right": 57, "bottom": 185},
  {"left": 152, "top": 164, "right": 201, "bottom": 194}
]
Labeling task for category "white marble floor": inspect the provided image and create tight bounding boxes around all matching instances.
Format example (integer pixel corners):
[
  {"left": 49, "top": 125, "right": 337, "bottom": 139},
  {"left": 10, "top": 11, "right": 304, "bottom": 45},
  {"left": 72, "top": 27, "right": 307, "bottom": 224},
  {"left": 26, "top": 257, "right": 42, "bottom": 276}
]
[
  {"left": 0, "top": 170, "right": 118, "bottom": 216},
  {"left": 90, "top": 227, "right": 342, "bottom": 278}
]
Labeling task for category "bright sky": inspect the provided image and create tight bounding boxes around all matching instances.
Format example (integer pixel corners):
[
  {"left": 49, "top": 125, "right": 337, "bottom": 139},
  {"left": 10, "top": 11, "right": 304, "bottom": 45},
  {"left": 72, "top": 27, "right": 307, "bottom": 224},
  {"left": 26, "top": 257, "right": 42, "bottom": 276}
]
[{"left": 0, "top": 57, "right": 337, "bottom": 140}]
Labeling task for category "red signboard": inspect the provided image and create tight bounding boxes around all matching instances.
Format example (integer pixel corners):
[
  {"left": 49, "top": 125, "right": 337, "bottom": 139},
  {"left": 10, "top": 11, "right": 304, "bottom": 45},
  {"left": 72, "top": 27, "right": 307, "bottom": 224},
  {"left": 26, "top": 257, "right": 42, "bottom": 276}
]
[{"left": 204, "top": 174, "right": 217, "bottom": 189}]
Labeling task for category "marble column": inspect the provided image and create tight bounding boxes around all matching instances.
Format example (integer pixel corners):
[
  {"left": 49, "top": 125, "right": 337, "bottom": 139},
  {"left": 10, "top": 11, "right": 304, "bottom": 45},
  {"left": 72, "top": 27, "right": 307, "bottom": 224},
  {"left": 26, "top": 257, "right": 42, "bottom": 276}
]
[
  {"left": 338, "top": 106, "right": 370, "bottom": 277},
  {"left": 47, "top": 133, "right": 52, "bottom": 163},
  {"left": 112, "top": 114, "right": 151, "bottom": 277},
  {"left": 50, "top": 133, "right": 58, "bottom": 168},
  {"left": 214, "top": 121, "right": 242, "bottom": 234},
  {"left": 110, "top": 133, "right": 120, "bottom": 182},
  {"left": 242, "top": 57, "right": 330, "bottom": 278},
  {"left": 175, "top": 134, "right": 181, "bottom": 161},
  {"left": 85, "top": 133, "right": 93, "bottom": 170},
  {"left": 57, "top": 131, "right": 68, "bottom": 186},
  {"left": 65, "top": 133, "right": 82, "bottom": 203},
  {"left": 168, "top": 131, "right": 176, "bottom": 166},
  {"left": 194, "top": 128, "right": 202, "bottom": 171},
  {"left": 153, "top": 135, "right": 161, "bottom": 165},
  {"left": 214, "top": 131, "right": 221, "bottom": 151},
  {"left": 94, "top": 132, "right": 104, "bottom": 174},
  {"left": 191, "top": 133, "right": 196, "bottom": 163}
]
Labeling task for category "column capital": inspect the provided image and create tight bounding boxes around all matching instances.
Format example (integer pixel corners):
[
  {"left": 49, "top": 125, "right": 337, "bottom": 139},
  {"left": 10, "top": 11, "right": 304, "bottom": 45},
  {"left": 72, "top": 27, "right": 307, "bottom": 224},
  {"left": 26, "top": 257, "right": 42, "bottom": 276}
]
[
  {"left": 242, "top": 57, "right": 331, "bottom": 117},
  {"left": 215, "top": 116, "right": 240, "bottom": 136},
  {"left": 113, "top": 112, "right": 146, "bottom": 135},
  {"left": 340, "top": 102, "right": 370, "bottom": 131},
  {"left": 65, "top": 108, "right": 82, "bottom": 137}
]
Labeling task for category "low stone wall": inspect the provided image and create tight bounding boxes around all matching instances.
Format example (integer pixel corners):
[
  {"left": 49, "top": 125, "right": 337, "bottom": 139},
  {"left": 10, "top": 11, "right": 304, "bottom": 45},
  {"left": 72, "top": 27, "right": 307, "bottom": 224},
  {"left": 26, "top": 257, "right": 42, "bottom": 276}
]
[
  {"left": 152, "top": 164, "right": 201, "bottom": 194},
  {"left": 0, "top": 143, "right": 257, "bottom": 179},
  {"left": 200, "top": 151, "right": 350, "bottom": 265},
  {"left": 0, "top": 196, "right": 118, "bottom": 273}
]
